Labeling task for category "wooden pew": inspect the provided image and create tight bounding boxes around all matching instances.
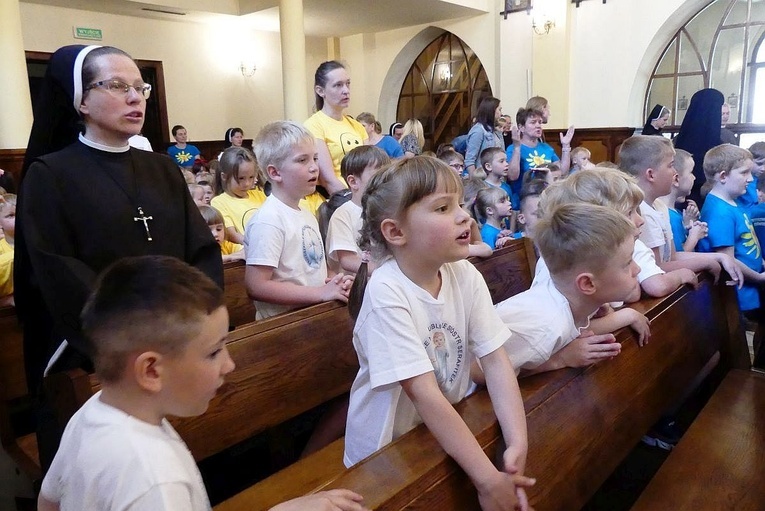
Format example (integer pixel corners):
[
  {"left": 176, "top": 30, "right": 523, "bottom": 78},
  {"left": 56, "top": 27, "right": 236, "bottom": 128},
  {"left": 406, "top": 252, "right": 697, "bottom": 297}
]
[
  {"left": 630, "top": 369, "right": 765, "bottom": 511},
  {"left": 0, "top": 305, "right": 41, "bottom": 481},
  {"left": 215, "top": 276, "right": 748, "bottom": 511},
  {"left": 43, "top": 239, "right": 536, "bottom": 468},
  {"left": 222, "top": 260, "right": 256, "bottom": 328}
]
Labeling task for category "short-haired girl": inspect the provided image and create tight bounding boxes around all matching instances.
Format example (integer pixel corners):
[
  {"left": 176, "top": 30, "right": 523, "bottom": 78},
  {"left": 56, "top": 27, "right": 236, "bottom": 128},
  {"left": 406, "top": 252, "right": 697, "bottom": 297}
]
[
  {"left": 475, "top": 187, "right": 513, "bottom": 249},
  {"left": 345, "top": 156, "right": 533, "bottom": 510},
  {"left": 210, "top": 146, "right": 267, "bottom": 245}
]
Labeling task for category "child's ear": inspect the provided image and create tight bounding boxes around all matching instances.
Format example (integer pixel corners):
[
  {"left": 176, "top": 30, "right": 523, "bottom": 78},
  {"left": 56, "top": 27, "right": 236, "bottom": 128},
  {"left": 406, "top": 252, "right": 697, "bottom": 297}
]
[
  {"left": 574, "top": 272, "right": 597, "bottom": 296},
  {"left": 133, "top": 352, "right": 164, "bottom": 394},
  {"left": 517, "top": 212, "right": 526, "bottom": 225},
  {"left": 380, "top": 218, "right": 406, "bottom": 247},
  {"left": 266, "top": 164, "right": 282, "bottom": 183},
  {"left": 346, "top": 174, "right": 358, "bottom": 190},
  {"left": 718, "top": 170, "right": 729, "bottom": 183},
  {"left": 485, "top": 206, "right": 495, "bottom": 217}
]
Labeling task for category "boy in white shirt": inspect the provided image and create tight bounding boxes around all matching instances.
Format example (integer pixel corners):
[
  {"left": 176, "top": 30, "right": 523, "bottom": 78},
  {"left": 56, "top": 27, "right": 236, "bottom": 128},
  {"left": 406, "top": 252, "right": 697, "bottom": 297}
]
[
  {"left": 326, "top": 145, "right": 389, "bottom": 274},
  {"left": 245, "top": 122, "right": 353, "bottom": 320},
  {"left": 491, "top": 203, "right": 640, "bottom": 376},
  {"left": 619, "top": 135, "right": 742, "bottom": 286},
  {"left": 38, "top": 256, "right": 368, "bottom": 511}
]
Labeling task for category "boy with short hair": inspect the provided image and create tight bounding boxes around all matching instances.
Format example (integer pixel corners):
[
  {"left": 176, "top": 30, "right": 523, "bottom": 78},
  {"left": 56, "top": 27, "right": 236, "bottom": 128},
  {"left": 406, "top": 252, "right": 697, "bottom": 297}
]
[
  {"left": 168, "top": 125, "right": 202, "bottom": 168},
  {"left": 326, "top": 146, "right": 390, "bottom": 274},
  {"left": 698, "top": 144, "right": 765, "bottom": 315},
  {"left": 481, "top": 146, "right": 515, "bottom": 206},
  {"left": 244, "top": 121, "right": 353, "bottom": 320},
  {"left": 38, "top": 256, "right": 367, "bottom": 511},
  {"left": 490, "top": 202, "right": 639, "bottom": 377},
  {"left": 515, "top": 178, "right": 547, "bottom": 239},
  {"left": 658, "top": 149, "right": 708, "bottom": 252},
  {"left": 619, "top": 135, "right": 742, "bottom": 284}
]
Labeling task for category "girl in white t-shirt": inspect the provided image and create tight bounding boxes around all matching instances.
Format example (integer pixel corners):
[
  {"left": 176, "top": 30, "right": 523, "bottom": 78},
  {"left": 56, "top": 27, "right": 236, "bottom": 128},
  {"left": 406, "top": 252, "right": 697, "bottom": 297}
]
[
  {"left": 345, "top": 156, "right": 534, "bottom": 511},
  {"left": 210, "top": 147, "right": 267, "bottom": 245}
]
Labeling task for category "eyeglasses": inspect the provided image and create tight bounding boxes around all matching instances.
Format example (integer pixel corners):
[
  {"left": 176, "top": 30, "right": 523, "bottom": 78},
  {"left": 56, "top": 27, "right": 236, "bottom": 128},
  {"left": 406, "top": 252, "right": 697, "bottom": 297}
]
[
  {"left": 85, "top": 79, "right": 152, "bottom": 99},
  {"left": 449, "top": 163, "right": 465, "bottom": 171}
]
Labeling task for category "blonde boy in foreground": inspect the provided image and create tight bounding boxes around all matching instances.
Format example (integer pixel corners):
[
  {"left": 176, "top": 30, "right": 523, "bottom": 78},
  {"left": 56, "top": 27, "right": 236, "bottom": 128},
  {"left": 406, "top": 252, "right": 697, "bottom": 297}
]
[
  {"left": 489, "top": 203, "right": 640, "bottom": 377},
  {"left": 38, "top": 255, "right": 367, "bottom": 511}
]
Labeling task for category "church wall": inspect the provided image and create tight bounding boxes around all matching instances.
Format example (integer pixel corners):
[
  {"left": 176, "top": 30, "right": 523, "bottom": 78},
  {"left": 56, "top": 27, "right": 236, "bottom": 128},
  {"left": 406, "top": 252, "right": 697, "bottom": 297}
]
[{"left": 18, "top": 3, "right": 328, "bottom": 142}]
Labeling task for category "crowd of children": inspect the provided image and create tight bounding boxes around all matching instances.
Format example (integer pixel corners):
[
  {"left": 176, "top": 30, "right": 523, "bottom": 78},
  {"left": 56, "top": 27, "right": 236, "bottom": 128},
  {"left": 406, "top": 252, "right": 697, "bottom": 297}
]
[{"left": 25, "top": 50, "right": 765, "bottom": 511}]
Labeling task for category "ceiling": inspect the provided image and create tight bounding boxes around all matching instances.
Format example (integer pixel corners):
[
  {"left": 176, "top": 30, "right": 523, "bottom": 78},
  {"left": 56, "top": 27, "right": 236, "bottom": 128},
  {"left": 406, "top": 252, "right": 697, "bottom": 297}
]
[{"left": 23, "top": 0, "right": 488, "bottom": 37}]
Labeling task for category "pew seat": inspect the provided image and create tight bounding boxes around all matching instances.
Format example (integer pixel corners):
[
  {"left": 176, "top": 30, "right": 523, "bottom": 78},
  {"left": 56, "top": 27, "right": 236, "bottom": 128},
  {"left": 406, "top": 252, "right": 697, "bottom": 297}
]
[{"left": 630, "top": 369, "right": 765, "bottom": 511}]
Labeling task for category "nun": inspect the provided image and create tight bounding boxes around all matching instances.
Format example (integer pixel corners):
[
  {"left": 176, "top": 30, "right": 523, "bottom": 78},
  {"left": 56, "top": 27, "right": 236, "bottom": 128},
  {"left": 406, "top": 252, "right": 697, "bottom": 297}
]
[
  {"left": 15, "top": 45, "right": 222, "bottom": 453},
  {"left": 642, "top": 104, "right": 671, "bottom": 136}
]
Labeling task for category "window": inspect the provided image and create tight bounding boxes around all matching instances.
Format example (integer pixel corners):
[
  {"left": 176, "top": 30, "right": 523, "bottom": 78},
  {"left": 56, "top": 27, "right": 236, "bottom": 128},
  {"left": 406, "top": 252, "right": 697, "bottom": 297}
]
[
  {"left": 396, "top": 32, "right": 491, "bottom": 151},
  {"left": 645, "top": 0, "right": 765, "bottom": 129}
]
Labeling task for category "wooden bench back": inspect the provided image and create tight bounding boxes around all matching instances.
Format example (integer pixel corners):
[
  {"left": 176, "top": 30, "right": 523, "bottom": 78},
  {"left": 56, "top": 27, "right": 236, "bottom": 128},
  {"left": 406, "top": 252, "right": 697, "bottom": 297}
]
[
  {"left": 215, "top": 277, "right": 748, "bottom": 511},
  {"left": 223, "top": 260, "right": 256, "bottom": 328},
  {"left": 470, "top": 237, "right": 536, "bottom": 304}
]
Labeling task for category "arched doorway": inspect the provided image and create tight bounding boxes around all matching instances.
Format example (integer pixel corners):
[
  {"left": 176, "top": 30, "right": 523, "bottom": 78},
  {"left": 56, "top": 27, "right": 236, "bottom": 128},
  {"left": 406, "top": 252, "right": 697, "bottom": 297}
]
[{"left": 396, "top": 32, "right": 492, "bottom": 151}]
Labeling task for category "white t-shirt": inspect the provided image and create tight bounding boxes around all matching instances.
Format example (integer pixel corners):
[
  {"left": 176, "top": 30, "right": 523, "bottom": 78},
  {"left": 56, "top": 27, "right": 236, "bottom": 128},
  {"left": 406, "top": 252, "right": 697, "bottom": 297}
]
[
  {"left": 245, "top": 194, "right": 328, "bottom": 320},
  {"left": 496, "top": 275, "right": 591, "bottom": 374},
  {"left": 639, "top": 199, "right": 673, "bottom": 263},
  {"left": 533, "top": 241, "right": 664, "bottom": 286},
  {"left": 344, "top": 259, "right": 509, "bottom": 467},
  {"left": 40, "top": 392, "right": 210, "bottom": 511},
  {"left": 326, "top": 200, "right": 363, "bottom": 267}
]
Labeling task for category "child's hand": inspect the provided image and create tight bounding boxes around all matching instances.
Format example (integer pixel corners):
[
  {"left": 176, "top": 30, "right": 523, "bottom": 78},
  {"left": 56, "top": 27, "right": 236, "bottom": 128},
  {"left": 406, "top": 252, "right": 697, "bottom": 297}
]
[
  {"left": 559, "top": 331, "right": 621, "bottom": 367},
  {"left": 683, "top": 200, "right": 701, "bottom": 226},
  {"left": 476, "top": 470, "right": 534, "bottom": 511},
  {"left": 624, "top": 308, "right": 651, "bottom": 346},
  {"left": 686, "top": 221, "right": 708, "bottom": 243},
  {"left": 269, "top": 489, "right": 369, "bottom": 511},
  {"left": 321, "top": 273, "right": 354, "bottom": 303},
  {"left": 677, "top": 268, "right": 700, "bottom": 289},
  {"left": 715, "top": 253, "right": 744, "bottom": 289},
  {"left": 496, "top": 237, "right": 512, "bottom": 249},
  {"left": 499, "top": 229, "right": 514, "bottom": 238}
]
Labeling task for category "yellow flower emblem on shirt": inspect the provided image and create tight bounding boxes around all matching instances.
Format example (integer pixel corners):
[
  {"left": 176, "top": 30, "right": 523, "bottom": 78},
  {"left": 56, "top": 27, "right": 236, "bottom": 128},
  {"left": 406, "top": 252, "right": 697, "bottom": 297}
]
[
  {"left": 743, "top": 216, "right": 761, "bottom": 258},
  {"left": 525, "top": 150, "right": 551, "bottom": 168},
  {"left": 176, "top": 151, "right": 193, "bottom": 164}
]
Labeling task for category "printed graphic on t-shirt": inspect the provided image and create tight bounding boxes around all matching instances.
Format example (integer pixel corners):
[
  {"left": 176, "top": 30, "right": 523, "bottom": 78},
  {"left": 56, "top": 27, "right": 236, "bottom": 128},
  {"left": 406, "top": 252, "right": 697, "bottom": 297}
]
[
  {"left": 175, "top": 151, "right": 194, "bottom": 164},
  {"left": 743, "top": 215, "right": 761, "bottom": 258},
  {"left": 302, "top": 225, "right": 324, "bottom": 268},
  {"left": 423, "top": 322, "right": 464, "bottom": 390},
  {"left": 525, "top": 150, "right": 552, "bottom": 168},
  {"left": 340, "top": 131, "right": 363, "bottom": 155}
]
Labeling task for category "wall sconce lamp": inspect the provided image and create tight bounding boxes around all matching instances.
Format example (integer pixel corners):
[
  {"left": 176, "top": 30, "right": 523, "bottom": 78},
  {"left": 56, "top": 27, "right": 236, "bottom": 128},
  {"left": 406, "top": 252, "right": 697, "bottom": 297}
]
[
  {"left": 239, "top": 62, "right": 257, "bottom": 77},
  {"left": 531, "top": 12, "right": 555, "bottom": 35}
]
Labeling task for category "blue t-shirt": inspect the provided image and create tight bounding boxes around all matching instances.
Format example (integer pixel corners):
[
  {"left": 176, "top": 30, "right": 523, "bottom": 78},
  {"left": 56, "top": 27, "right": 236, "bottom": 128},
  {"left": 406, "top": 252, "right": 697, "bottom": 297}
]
[
  {"left": 167, "top": 144, "right": 201, "bottom": 167},
  {"left": 668, "top": 207, "right": 686, "bottom": 252},
  {"left": 480, "top": 223, "right": 502, "bottom": 249},
  {"left": 507, "top": 141, "right": 559, "bottom": 204},
  {"left": 750, "top": 202, "right": 765, "bottom": 251},
  {"left": 375, "top": 136, "right": 404, "bottom": 159},
  {"left": 698, "top": 194, "right": 763, "bottom": 311},
  {"left": 736, "top": 178, "right": 758, "bottom": 209}
]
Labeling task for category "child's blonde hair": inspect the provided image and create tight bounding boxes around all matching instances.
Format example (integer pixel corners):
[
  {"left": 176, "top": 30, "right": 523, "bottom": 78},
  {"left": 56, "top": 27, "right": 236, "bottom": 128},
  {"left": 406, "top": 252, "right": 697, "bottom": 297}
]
[
  {"left": 253, "top": 121, "right": 316, "bottom": 175},
  {"left": 198, "top": 205, "right": 224, "bottom": 226},
  {"left": 402, "top": 119, "right": 425, "bottom": 150},
  {"left": 673, "top": 148, "right": 694, "bottom": 175},
  {"left": 473, "top": 187, "right": 509, "bottom": 223},
  {"left": 570, "top": 146, "right": 591, "bottom": 162},
  {"left": 0, "top": 193, "right": 16, "bottom": 211},
  {"left": 618, "top": 135, "right": 674, "bottom": 177},
  {"left": 462, "top": 177, "right": 488, "bottom": 221},
  {"left": 217, "top": 147, "right": 265, "bottom": 195},
  {"left": 535, "top": 203, "right": 636, "bottom": 276},
  {"left": 187, "top": 183, "right": 204, "bottom": 197},
  {"left": 539, "top": 167, "right": 644, "bottom": 218},
  {"left": 703, "top": 144, "right": 752, "bottom": 183},
  {"left": 349, "top": 156, "right": 463, "bottom": 319}
]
